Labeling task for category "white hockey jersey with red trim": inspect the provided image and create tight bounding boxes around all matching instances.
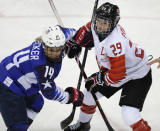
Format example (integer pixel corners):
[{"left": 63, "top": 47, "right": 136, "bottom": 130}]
[{"left": 91, "top": 24, "right": 150, "bottom": 87}]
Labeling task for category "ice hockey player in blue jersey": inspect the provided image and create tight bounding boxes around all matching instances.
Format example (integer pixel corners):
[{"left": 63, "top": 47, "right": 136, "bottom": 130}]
[{"left": 0, "top": 25, "right": 83, "bottom": 131}]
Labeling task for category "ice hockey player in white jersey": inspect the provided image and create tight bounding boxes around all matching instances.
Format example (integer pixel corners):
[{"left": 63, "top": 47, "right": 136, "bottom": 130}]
[
  {"left": 0, "top": 25, "right": 83, "bottom": 131},
  {"left": 64, "top": 2, "right": 152, "bottom": 131}
]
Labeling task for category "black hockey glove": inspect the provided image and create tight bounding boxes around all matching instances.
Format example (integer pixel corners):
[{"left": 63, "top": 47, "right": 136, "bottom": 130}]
[
  {"left": 85, "top": 70, "right": 106, "bottom": 93},
  {"left": 65, "top": 87, "right": 84, "bottom": 107},
  {"left": 64, "top": 39, "right": 82, "bottom": 59}
]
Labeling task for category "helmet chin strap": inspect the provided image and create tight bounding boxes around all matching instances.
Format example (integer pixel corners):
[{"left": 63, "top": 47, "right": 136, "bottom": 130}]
[
  {"left": 98, "top": 34, "right": 106, "bottom": 42},
  {"left": 46, "top": 56, "right": 62, "bottom": 63}
]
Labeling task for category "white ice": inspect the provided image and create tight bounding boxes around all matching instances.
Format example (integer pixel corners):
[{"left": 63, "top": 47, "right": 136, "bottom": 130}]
[{"left": 0, "top": 0, "right": 160, "bottom": 130}]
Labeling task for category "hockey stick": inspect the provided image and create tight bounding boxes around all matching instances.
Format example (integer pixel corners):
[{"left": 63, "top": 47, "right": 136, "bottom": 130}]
[
  {"left": 48, "top": 0, "right": 64, "bottom": 26},
  {"left": 47, "top": 0, "right": 89, "bottom": 129},
  {"left": 60, "top": 48, "right": 88, "bottom": 129},
  {"left": 48, "top": 0, "right": 114, "bottom": 130},
  {"left": 60, "top": 0, "right": 99, "bottom": 128},
  {"left": 75, "top": 58, "right": 115, "bottom": 131}
]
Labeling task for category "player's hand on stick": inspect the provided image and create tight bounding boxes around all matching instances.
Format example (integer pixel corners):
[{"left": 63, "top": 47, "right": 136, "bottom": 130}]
[
  {"left": 64, "top": 40, "right": 82, "bottom": 58},
  {"left": 147, "top": 57, "right": 160, "bottom": 68},
  {"left": 64, "top": 21, "right": 93, "bottom": 58},
  {"left": 65, "top": 87, "right": 84, "bottom": 107},
  {"left": 74, "top": 22, "right": 94, "bottom": 48},
  {"left": 85, "top": 70, "right": 105, "bottom": 93}
]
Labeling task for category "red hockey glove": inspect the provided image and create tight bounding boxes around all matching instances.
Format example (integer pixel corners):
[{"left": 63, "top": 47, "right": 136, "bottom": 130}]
[
  {"left": 64, "top": 22, "right": 94, "bottom": 59},
  {"left": 65, "top": 87, "right": 84, "bottom": 107},
  {"left": 74, "top": 22, "right": 93, "bottom": 48},
  {"left": 85, "top": 70, "right": 106, "bottom": 93}
]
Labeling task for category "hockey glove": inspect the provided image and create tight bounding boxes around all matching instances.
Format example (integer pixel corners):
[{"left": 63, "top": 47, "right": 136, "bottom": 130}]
[
  {"left": 73, "top": 22, "right": 93, "bottom": 48},
  {"left": 85, "top": 70, "right": 106, "bottom": 93},
  {"left": 64, "top": 39, "right": 82, "bottom": 58},
  {"left": 65, "top": 87, "right": 84, "bottom": 107}
]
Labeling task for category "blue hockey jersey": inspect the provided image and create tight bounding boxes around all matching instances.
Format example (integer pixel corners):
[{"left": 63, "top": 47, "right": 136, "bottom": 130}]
[{"left": 0, "top": 27, "right": 76, "bottom": 103}]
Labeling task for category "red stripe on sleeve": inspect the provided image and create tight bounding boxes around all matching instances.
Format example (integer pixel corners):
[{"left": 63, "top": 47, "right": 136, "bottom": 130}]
[{"left": 105, "top": 55, "right": 126, "bottom": 84}]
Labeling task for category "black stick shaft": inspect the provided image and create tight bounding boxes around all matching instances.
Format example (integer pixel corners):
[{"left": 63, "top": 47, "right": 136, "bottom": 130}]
[
  {"left": 76, "top": 58, "right": 115, "bottom": 131},
  {"left": 60, "top": 48, "right": 88, "bottom": 129}
]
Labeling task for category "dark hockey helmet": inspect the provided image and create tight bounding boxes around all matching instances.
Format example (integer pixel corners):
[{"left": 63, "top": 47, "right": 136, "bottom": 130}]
[
  {"left": 42, "top": 25, "right": 66, "bottom": 63},
  {"left": 94, "top": 2, "right": 120, "bottom": 39}
]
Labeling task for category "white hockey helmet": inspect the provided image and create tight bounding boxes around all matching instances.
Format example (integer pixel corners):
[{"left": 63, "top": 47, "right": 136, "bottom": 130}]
[
  {"left": 42, "top": 25, "right": 66, "bottom": 62},
  {"left": 42, "top": 25, "right": 65, "bottom": 48}
]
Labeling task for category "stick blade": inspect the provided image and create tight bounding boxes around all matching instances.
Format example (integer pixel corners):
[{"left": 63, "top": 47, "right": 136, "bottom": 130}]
[{"left": 60, "top": 108, "right": 76, "bottom": 129}]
